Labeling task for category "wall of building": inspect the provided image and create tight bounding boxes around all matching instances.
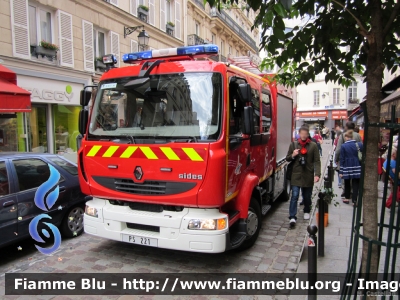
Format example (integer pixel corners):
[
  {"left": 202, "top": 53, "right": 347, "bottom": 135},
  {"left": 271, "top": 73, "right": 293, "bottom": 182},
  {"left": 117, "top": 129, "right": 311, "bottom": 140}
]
[{"left": 187, "top": 0, "right": 259, "bottom": 59}]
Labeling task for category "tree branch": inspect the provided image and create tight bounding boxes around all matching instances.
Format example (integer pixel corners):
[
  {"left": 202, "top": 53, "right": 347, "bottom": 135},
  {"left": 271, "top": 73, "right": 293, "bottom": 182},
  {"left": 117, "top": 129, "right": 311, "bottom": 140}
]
[
  {"left": 383, "top": 0, "right": 400, "bottom": 38},
  {"left": 330, "top": 0, "right": 369, "bottom": 37}
]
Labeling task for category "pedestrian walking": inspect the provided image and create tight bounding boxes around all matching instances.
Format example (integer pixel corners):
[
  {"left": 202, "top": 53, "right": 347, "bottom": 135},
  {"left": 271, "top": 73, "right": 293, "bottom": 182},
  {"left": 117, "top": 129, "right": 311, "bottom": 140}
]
[
  {"left": 322, "top": 126, "right": 329, "bottom": 140},
  {"left": 333, "top": 131, "right": 343, "bottom": 188},
  {"left": 335, "top": 122, "right": 362, "bottom": 198},
  {"left": 313, "top": 130, "right": 323, "bottom": 156},
  {"left": 331, "top": 128, "right": 336, "bottom": 146},
  {"left": 286, "top": 126, "right": 321, "bottom": 226},
  {"left": 339, "top": 130, "right": 363, "bottom": 206},
  {"left": 383, "top": 148, "right": 400, "bottom": 209}
]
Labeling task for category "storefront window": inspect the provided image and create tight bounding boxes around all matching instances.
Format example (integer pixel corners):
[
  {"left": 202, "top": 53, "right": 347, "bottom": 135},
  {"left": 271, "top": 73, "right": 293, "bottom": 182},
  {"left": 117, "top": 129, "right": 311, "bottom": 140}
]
[
  {"left": 53, "top": 105, "right": 80, "bottom": 153},
  {"left": 0, "top": 114, "right": 27, "bottom": 152},
  {"left": 26, "top": 106, "right": 48, "bottom": 153}
]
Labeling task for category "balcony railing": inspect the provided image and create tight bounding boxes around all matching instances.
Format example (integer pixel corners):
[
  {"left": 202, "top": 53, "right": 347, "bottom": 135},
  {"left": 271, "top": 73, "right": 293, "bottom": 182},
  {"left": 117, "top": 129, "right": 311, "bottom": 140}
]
[
  {"left": 191, "top": 0, "right": 205, "bottom": 10},
  {"left": 348, "top": 98, "right": 360, "bottom": 104},
  {"left": 210, "top": 8, "right": 258, "bottom": 53},
  {"left": 187, "top": 34, "right": 206, "bottom": 46}
]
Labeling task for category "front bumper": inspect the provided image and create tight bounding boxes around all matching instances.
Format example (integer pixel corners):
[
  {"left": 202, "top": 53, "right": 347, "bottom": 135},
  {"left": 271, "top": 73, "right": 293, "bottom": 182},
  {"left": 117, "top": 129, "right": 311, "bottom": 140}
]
[{"left": 84, "top": 198, "right": 228, "bottom": 253}]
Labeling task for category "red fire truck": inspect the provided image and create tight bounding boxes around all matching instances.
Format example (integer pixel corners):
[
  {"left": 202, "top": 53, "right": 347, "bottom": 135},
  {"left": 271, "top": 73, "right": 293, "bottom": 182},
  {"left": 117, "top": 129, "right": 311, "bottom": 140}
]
[{"left": 78, "top": 45, "right": 294, "bottom": 253}]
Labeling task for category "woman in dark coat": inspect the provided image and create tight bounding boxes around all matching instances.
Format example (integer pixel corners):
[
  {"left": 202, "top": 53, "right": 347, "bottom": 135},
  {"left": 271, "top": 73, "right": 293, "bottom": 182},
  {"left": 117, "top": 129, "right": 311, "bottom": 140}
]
[{"left": 339, "top": 130, "right": 363, "bottom": 205}]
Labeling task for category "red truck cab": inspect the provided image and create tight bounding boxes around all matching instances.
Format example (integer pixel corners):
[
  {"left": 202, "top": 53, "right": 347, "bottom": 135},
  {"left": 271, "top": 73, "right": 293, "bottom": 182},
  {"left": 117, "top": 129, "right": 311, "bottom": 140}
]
[{"left": 79, "top": 45, "right": 293, "bottom": 253}]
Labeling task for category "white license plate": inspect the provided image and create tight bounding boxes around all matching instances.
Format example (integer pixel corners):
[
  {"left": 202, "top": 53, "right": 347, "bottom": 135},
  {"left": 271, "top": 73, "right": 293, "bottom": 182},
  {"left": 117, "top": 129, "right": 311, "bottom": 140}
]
[{"left": 122, "top": 234, "right": 158, "bottom": 247}]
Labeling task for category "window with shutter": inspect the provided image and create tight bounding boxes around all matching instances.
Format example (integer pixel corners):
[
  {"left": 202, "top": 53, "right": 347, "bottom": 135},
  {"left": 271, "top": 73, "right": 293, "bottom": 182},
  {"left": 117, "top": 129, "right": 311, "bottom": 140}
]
[
  {"left": 175, "top": 0, "right": 181, "bottom": 40},
  {"left": 130, "top": 0, "right": 137, "bottom": 16},
  {"left": 160, "top": 0, "right": 166, "bottom": 31},
  {"left": 110, "top": 31, "right": 120, "bottom": 67},
  {"left": 149, "top": 0, "right": 155, "bottom": 26},
  {"left": 110, "top": 0, "right": 118, "bottom": 6},
  {"left": 10, "top": 0, "right": 30, "bottom": 59},
  {"left": 82, "top": 20, "right": 94, "bottom": 72},
  {"left": 131, "top": 40, "right": 138, "bottom": 53},
  {"left": 58, "top": 10, "right": 74, "bottom": 67}
]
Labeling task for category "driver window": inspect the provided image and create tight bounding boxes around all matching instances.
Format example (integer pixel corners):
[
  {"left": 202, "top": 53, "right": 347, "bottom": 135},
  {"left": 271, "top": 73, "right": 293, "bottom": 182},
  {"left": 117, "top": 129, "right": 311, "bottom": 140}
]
[{"left": 229, "top": 77, "right": 246, "bottom": 135}]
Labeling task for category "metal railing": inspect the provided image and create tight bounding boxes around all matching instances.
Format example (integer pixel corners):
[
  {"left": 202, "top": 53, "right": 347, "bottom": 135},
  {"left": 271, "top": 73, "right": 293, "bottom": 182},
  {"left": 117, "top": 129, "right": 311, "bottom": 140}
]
[
  {"left": 187, "top": 34, "right": 206, "bottom": 46},
  {"left": 341, "top": 103, "right": 400, "bottom": 299},
  {"left": 190, "top": 0, "right": 205, "bottom": 10},
  {"left": 210, "top": 8, "right": 258, "bottom": 53}
]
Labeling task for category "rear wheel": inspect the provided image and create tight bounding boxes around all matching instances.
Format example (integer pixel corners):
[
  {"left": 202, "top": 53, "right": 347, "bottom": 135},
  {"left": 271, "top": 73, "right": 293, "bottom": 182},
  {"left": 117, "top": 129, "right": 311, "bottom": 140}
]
[
  {"left": 60, "top": 205, "right": 84, "bottom": 238},
  {"left": 238, "top": 198, "right": 262, "bottom": 250}
]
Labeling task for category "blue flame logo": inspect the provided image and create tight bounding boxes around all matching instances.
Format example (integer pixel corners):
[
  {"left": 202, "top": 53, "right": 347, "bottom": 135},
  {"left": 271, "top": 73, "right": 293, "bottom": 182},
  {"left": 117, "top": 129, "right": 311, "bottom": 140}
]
[{"left": 29, "top": 164, "right": 62, "bottom": 255}]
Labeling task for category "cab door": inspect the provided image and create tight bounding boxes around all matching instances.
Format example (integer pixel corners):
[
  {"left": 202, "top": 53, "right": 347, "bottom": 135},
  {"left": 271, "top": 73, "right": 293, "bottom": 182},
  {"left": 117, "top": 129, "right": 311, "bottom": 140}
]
[
  {"left": 260, "top": 89, "right": 274, "bottom": 180},
  {"left": 0, "top": 160, "right": 18, "bottom": 245},
  {"left": 248, "top": 86, "right": 264, "bottom": 178},
  {"left": 226, "top": 74, "right": 249, "bottom": 200}
]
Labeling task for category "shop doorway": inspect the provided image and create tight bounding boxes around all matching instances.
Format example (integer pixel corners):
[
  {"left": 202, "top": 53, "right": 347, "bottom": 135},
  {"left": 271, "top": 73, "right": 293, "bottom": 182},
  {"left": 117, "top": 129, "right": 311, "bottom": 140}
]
[{"left": 26, "top": 106, "right": 48, "bottom": 153}]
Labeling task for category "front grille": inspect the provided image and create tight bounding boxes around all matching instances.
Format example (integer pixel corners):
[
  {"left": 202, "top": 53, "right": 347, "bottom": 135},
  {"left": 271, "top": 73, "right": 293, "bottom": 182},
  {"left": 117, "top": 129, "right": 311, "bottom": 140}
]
[
  {"left": 93, "top": 176, "right": 197, "bottom": 196},
  {"left": 128, "top": 202, "right": 163, "bottom": 212},
  {"left": 126, "top": 223, "right": 160, "bottom": 232},
  {"left": 115, "top": 179, "right": 166, "bottom": 195}
]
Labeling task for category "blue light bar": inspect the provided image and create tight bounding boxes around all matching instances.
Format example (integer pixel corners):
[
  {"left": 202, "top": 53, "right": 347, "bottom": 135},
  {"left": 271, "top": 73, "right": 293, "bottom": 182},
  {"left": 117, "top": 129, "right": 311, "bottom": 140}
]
[{"left": 122, "top": 44, "right": 219, "bottom": 63}]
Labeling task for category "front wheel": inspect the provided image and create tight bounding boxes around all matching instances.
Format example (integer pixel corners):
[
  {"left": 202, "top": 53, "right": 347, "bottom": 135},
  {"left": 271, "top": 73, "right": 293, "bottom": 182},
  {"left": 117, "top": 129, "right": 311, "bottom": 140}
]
[
  {"left": 238, "top": 198, "right": 262, "bottom": 250},
  {"left": 60, "top": 206, "right": 84, "bottom": 238}
]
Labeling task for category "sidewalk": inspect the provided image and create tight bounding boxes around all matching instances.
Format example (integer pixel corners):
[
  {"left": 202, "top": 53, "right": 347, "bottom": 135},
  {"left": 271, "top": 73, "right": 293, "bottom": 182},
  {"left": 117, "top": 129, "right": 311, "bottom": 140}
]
[{"left": 297, "top": 141, "right": 400, "bottom": 299}]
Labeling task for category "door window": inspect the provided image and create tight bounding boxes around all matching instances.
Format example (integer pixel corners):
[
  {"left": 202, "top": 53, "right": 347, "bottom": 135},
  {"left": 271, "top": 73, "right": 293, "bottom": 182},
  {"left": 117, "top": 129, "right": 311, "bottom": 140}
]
[
  {"left": 48, "top": 157, "right": 77, "bottom": 175},
  {"left": 261, "top": 91, "right": 272, "bottom": 132},
  {"left": 0, "top": 162, "right": 10, "bottom": 197},
  {"left": 251, "top": 88, "right": 260, "bottom": 134},
  {"left": 13, "top": 159, "right": 51, "bottom": 192},
  {"left": 229, "top": 77, "right": 247, "bottom": 135}
]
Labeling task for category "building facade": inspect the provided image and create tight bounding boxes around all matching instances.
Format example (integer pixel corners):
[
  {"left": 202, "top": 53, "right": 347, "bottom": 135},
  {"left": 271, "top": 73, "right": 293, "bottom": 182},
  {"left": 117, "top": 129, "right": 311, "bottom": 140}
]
[
  {"left": 294, "top": 75, "right": 366, "bottom": 129},
  {"left": 186, "top": 0, "right": 259, "bottom": 61},
  {"left": 0, "top": 0, "right": 186, "bottom": 156},
  {"left": 0, "top": 0, "right": 260, "bottom": 157}
]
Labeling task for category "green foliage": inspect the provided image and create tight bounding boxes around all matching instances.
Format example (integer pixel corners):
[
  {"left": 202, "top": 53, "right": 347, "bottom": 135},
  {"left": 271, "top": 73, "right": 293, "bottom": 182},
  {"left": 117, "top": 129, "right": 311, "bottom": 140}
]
[
  {"left": 39, "top": 40, "right": 59, "bottom": 51},
  {"left": 204, "top": 0, "right": 400, "bottom": 88},
  {"left": 138, "top": 4, "right": 149, "bottom": 11}
]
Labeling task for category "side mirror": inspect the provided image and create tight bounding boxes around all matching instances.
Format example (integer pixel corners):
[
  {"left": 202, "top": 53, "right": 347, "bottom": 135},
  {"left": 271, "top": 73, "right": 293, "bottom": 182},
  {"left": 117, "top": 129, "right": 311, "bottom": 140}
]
[
  {"left": 79, "top": 109, "right": 88, "bottom": 135},
  {"left": 80, "top": 90, "right": 92, "bottom": 106},
  {"left": 238, "top": 83, "right": 252, "bottom": 103},
  {"left": 243, "top": 106, "right": 254, "bottom": 135}
]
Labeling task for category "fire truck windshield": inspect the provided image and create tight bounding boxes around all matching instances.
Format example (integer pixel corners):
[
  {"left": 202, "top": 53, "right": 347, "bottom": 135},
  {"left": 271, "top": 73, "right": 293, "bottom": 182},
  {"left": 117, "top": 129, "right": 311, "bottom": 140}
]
[{"left": 89, "top": 72, "right": 222, "bottom": 142}]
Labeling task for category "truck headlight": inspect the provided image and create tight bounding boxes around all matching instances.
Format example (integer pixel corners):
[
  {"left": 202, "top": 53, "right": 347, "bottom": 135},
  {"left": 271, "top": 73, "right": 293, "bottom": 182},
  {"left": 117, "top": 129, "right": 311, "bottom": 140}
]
[
  {"left": 85, "top": 205, "right": 98, "bottom": 218},
  {"left": 188, "top": 218, "right": 227, "bottom": 230}
]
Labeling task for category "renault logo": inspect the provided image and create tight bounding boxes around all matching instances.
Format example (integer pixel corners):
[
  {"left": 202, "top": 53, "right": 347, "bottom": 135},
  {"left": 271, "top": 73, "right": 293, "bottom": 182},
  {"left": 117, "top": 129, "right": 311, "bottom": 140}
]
[{"left": 134, "top": 166, "right": 143, "bottom": 180}]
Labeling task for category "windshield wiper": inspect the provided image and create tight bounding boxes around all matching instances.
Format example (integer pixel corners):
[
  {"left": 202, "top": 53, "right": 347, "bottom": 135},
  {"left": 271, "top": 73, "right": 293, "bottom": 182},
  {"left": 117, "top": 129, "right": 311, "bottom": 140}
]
[
  {"left": 111, "top": 136, "right": 136, "bottom": 144},
  {"left": 169, "top": 136, "right": 198, "bottom": 143}
]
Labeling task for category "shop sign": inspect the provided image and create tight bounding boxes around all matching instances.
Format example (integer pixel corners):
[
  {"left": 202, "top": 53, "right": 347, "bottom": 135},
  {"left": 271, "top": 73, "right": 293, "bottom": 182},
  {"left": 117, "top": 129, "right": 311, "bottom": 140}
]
[
  {"left": 298, "top": 111, "right": 328, "bottom": 117},
  {"left": 332, "top": 110, "right": 348, "bottom": 116},
  {"left": 17, "top": 75, "right": 83, "bottom": 105}
]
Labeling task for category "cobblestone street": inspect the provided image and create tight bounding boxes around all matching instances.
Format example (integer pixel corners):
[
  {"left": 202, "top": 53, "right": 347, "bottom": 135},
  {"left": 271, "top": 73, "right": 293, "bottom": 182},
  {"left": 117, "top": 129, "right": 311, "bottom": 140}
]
[{"left": 0, "top": 143, "right": 333, "bottom": 300}]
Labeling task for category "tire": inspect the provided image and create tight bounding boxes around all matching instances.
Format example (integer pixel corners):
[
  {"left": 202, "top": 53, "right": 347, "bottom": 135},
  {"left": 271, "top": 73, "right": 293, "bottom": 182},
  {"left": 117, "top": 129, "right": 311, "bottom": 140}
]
[
  {"left": 60, "top": 205, "right": 85, "bottom": 238},
  {"left": 238, "top": 198, "right": 262, "bottom": 250}
]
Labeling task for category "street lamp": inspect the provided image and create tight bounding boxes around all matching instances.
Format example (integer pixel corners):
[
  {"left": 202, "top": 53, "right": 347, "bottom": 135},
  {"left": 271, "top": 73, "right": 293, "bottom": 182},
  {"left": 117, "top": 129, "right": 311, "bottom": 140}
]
[
  {"left": 137, "top": 29, "right": 150, "bottom": 51},
  {"left": 123, "top": 25, "right": 150, "bottom": 50}
]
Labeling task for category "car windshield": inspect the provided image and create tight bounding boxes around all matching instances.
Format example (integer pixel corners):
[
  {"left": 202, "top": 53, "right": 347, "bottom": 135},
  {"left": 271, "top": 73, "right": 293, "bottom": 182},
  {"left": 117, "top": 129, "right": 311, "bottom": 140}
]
[{"left": 89, "top": 72, "right": 222, "bottom": 141}]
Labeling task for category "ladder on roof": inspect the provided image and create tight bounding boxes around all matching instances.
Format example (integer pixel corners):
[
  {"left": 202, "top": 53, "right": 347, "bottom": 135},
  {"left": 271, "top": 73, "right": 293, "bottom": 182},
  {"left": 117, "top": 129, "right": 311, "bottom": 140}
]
[{"left": 227, "top": 54, "right": 264, "bottom": 75}]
